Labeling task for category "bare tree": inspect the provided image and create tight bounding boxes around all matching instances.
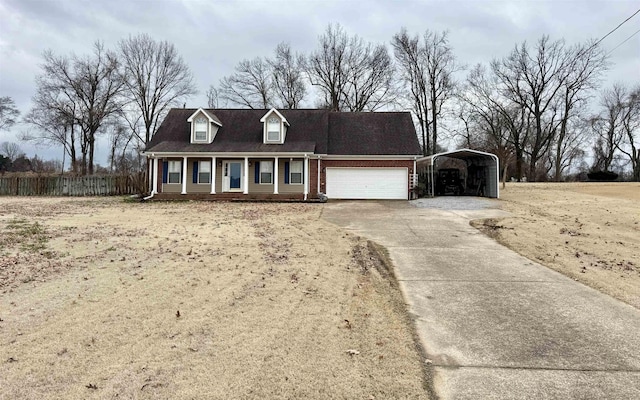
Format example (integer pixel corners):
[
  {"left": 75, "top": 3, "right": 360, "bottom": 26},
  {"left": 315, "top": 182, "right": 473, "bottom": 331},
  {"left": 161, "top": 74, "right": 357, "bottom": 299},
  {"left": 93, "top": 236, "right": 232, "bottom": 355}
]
[
  {"left": 104, "top": 120, "right": 135, "bottom": 173},
  {"left": 219, "top": 57, "right": 274, "bottom": 108},
  {"left": 23, "top": 96, "right": 80, "bottom": 174},
  {"left": 0, "top": 142, "right": 22, "bottom": 161},
  {"left": 343, "top": 38, "right": 395, "bottom": 112},
  {"left": 119, "top": 34, "right": 196, "bottom": 146},
  {"left": 0, "top": 97, "right": 20, "bottom": 131},
  {"left": 392, "top": 29, "right": 429, "bottom": 154},
  {"left": 614, "top": 85, "right": 640, "bottom": 180},
  {"left": 461, "top": 64, "right": 531, "bottom": 180},
  {"left": 424, "top": 30, "right": 458, "bottom": 155},
  {"left": 392, "top": 28, "right": 459, "bottom": 155},
  {"left": 551, "top": 41, "right": 608, "bottom": 180},
  {"left": 492, "top": 36, "right": 571, "bottom": 180},
  {"left": 589, "top": 85, "right": 629, "bottom": 174},
  {"left": 27, "top": 42, "right": 124, "bottom": 175},
  {"left": 549, "top": 118, "right": 588, "bottom": 180},
  {"left": 268, "top": 42, "right": 307, "bottom": 109},
  {"left": 308, "top": 23, "right": 394, "bottom": 112},
  {"left": 206, "top": 85, "right": 220, "bottom": 108}
]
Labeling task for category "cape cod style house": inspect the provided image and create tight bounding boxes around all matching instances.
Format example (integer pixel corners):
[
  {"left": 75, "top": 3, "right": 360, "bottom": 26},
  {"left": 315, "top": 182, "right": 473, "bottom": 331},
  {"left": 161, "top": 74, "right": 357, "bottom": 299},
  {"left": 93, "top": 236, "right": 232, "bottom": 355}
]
[{"left": 144, "top": 108, "right": 422, "bottom": 200}]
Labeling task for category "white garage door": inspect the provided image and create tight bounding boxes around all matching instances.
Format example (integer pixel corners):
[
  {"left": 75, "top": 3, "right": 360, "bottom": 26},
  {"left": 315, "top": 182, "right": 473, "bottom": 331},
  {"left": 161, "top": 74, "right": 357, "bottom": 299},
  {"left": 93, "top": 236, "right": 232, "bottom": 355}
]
[{"left": 326, "top": 168, "right": 408, "bottom": 200}]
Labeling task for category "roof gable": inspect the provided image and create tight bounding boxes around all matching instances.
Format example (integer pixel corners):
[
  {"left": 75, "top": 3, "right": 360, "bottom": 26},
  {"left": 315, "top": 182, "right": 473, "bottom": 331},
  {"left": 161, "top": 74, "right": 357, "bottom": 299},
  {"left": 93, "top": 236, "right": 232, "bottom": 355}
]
[
  {"left": 259, "top": 108, "right": 290, "bottom": 126},
  {"left": 186, "top": 108, "right": 222, "bottom": 126}
]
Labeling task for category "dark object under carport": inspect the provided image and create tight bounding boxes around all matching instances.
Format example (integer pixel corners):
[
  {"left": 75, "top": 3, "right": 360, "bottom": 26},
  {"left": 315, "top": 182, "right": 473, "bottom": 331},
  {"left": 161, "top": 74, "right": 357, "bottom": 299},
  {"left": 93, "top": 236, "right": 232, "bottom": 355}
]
[{"left": 417, "top": 149, "right": 500, "bottom": 198}]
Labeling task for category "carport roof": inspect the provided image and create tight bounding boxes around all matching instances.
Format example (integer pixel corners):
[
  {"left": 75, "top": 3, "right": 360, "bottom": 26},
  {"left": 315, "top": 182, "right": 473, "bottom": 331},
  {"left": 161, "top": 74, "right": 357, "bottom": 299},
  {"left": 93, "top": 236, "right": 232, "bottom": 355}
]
[{"left": 417, "top": 148, "right": 498, "bottom": 166}]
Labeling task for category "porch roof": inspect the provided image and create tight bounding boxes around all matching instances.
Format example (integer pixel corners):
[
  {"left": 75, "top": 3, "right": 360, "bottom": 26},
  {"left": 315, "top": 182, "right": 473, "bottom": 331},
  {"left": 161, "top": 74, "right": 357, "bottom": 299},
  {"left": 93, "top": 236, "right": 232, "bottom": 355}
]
[{"left": 147, "top": 140, "right": 316, "bottom": 154}]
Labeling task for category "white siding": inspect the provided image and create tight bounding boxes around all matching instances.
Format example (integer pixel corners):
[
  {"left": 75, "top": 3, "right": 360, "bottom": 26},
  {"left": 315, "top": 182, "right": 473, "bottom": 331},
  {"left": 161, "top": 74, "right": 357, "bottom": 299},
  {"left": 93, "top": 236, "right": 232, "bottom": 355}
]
[{"left": 326, "top": 168, "right": 408, "bottom": 200}]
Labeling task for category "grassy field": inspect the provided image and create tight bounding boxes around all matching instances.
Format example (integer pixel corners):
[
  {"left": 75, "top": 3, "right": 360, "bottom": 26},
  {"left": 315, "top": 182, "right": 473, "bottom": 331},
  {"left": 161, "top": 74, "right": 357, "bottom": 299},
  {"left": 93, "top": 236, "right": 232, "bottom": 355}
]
[
  {"left": 473, "top": 182, "right": 640, "bottom": 309},
  {"left": 0, "top": 198, "right": 430, "bottom": 399}
]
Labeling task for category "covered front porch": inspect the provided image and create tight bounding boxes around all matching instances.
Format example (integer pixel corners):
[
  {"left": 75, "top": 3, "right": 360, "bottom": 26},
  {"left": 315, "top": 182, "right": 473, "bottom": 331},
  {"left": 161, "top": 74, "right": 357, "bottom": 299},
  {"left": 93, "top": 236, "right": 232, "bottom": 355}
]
[{"left": 146, "top": 154, "right": 315, "bottom": 200}]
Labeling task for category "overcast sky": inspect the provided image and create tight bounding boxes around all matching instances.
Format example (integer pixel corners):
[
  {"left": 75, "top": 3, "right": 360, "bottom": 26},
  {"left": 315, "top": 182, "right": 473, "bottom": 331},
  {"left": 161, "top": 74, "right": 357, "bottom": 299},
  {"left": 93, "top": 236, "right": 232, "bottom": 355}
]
[{"left": 1, "top": 0, "right": 638, "bottom": 165}]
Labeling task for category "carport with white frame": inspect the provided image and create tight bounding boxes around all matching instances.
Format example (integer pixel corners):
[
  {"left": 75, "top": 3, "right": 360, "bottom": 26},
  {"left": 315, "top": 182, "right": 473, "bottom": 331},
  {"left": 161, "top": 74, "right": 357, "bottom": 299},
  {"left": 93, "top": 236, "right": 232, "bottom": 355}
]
[{"left": 417, "top": 149, "right": 500, "bottom": 198}]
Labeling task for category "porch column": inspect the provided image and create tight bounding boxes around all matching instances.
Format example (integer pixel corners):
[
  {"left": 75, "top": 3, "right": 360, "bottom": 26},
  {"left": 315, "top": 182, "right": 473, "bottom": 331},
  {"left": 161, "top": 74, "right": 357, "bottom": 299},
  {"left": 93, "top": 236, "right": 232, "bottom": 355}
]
[
  {"left": 273, "top": 156, "right": 279, "bottom": 194},
  {"left": 243, "top": 157, "right": 249, "bottom": 194},
  {"left": 181, "top": 156, "right": 187, "bottom": 195},
  {"left": 210, "top": 156, "right": 216, "bottom": 194},
  {"left": 152, "top": 157, "right": 159, "bottom": 194},
  {"left": 303, "top": 155, "right": 309, "bottom": 200}
]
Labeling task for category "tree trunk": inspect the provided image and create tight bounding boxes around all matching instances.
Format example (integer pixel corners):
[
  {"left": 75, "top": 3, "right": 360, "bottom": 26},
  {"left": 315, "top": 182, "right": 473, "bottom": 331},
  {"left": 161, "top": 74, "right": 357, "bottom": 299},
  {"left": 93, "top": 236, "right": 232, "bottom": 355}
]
[
  {"left": 514, "top": 147, "right": 524, "bottom": 181},
  {"left": 89, "top": 136, "right": 95, "bottom": 175},
  {"left": 431, "top": 95, "right": 437, "bottom": 155}
]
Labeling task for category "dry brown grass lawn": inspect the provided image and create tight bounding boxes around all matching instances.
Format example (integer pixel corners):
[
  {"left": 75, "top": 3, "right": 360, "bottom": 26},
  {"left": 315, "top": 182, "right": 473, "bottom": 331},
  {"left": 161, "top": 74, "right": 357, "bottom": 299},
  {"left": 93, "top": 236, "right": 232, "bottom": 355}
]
[
  {"left": 473, "top": 182, "right": 640, "bottom": 309},
  {"left": 0, "top": 197, "right": 429, "bottom": 399}
]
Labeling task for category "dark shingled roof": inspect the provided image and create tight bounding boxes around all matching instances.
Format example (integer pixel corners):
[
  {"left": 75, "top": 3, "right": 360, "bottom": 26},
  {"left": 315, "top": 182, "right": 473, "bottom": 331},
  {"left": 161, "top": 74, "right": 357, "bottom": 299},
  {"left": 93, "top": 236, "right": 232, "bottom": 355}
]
[{"left": 145, "top": 108, "right": 421, "bottom": 156}]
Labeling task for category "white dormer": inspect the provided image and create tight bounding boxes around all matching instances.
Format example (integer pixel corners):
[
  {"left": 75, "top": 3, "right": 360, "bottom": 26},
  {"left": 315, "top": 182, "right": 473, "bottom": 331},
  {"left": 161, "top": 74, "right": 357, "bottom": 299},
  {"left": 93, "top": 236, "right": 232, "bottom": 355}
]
[
  {"left": 187, "top": 108, "right": 222, "bottom": 144},
  {"left": 260, "top": 108, "right": 289, "bottom": 144}
]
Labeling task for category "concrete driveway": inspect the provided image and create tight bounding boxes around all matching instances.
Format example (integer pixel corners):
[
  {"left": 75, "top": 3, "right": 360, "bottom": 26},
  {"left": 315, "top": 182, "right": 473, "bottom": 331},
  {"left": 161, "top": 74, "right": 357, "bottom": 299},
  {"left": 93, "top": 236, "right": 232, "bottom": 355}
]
[{"left": 322, "top": 199, "right": 640, "bottom": 400}]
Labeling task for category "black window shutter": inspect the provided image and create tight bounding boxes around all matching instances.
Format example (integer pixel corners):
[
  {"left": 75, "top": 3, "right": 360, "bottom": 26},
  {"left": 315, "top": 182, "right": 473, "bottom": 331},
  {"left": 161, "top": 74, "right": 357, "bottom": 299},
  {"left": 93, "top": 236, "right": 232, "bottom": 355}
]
[
  {"left": 255, "top": 161, "right": 260, "bottom": 183},
  {"left": 193, "top": 161, "right": 198, "bottom": 183},
  {"left": 284, "top": 162, "right": 290, "bottom": 184},
  {"left": 162, "top": 161, "right": 168, "bottom": 183}
]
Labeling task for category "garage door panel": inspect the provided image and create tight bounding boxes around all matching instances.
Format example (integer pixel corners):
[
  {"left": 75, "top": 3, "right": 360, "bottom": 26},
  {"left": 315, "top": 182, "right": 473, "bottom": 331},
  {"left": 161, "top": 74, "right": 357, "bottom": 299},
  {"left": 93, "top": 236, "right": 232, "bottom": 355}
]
[{"left": 326, "top": 168, "right": 407, "bottom": 200}]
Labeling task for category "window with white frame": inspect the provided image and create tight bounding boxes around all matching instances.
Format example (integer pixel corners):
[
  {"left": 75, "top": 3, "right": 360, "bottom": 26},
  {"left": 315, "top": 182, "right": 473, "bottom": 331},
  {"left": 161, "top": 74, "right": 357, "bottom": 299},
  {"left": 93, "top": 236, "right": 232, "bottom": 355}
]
[
  {"left": 198, "top": 161, "right": 211, "bottom": 184},
  {"left": 194, "top": 117, "right": 208, "bottom": 141},
  {"left": 260, "top": 161, "right": 273, "bottom": 184},
  {"left": 267, "top": 117, "right": 280, "bottom": 142},
  {"left": 168, "top": 160, "right": 181, "bottom": 184},
  {"left": 290, "top": 160, "right": 303, "bottom": 184}
]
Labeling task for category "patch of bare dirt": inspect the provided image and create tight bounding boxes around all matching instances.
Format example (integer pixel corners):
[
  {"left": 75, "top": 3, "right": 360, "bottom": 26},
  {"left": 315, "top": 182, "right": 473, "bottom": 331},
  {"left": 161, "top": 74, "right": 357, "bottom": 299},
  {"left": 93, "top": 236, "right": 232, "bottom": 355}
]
[
  {"left": 0, "top": 197, "right": 429, "bottom": 399},
  {"left": 472, "top": 182, "right": 640, "bottom": 309}
]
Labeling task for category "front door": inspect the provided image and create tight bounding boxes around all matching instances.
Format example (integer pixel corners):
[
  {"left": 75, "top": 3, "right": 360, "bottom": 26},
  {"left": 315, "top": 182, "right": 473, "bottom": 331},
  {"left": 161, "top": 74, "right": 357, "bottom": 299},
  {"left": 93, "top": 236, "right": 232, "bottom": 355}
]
[{"left": 223, "top": 161, "right": 243, "bottom": 192}]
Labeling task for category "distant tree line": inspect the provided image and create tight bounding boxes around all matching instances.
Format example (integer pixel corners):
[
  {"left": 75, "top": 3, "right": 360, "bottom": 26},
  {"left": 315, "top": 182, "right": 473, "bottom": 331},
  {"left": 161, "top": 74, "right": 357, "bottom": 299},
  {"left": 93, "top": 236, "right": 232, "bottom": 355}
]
[
  {"left": 0, "top": 141, "right": 62, "bottom": 174},
  {"left": 1, "top": 24, "right": 637, "bottom": 180}
]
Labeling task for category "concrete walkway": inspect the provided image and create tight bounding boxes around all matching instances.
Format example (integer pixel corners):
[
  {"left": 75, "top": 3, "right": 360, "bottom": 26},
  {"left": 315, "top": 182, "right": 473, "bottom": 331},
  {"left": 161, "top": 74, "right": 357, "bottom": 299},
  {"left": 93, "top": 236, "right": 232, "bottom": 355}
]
[{"left": 322, "top": 199, "right": 640, "bottom": 400}]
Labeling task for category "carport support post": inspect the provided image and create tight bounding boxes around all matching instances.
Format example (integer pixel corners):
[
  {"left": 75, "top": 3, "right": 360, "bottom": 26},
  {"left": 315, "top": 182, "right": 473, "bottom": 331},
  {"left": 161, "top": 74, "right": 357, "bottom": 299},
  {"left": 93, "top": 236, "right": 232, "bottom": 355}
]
[
  {"left": 273, "top": 156, "right": 279, "bottom": 194},
  {"left": 210, "top": 156, "right": 216, "bottom": 194},
  {"left": 430, "top": 162, "right": 435, "bottom": 197}
]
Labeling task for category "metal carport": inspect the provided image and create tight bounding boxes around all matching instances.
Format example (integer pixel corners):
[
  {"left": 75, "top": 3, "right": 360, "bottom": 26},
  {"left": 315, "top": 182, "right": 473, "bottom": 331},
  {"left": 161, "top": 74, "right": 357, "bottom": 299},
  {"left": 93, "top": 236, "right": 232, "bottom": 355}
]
[{"left": 417, "top": 149, "right": 500, "bottom": 198}]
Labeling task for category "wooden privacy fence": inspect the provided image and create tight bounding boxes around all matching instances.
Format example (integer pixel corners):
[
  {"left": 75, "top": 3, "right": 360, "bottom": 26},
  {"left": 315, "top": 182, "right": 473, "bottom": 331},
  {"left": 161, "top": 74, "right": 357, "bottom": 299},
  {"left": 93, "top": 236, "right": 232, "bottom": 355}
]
[{"left": 0, "top": 174, "right": 144, "bottom": 196}]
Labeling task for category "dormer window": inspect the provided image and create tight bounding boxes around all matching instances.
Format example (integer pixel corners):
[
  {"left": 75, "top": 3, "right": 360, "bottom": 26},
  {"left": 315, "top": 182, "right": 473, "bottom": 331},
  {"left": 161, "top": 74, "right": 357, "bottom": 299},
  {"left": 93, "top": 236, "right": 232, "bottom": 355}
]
[
  {"left": 260, "top": 108, "right": 289, "bottom": 144},
  {"left": 194, "top": 117, "right": 208, "bottom": 141},
  {"left": 187, "top": 108, "right": 222, "bottom": 144},
  {"left": 267, "top": 117, "right": 281, "bottom": 142}
]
